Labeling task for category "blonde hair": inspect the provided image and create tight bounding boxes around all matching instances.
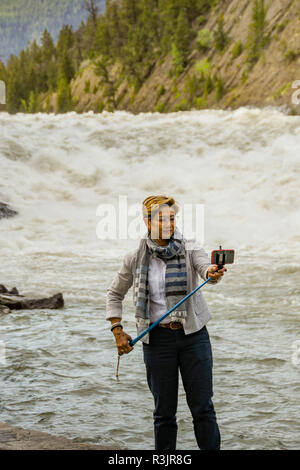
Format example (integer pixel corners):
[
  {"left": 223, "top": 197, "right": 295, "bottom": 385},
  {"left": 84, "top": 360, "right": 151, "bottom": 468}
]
[{"left": 142, "top": 195, "right": 179, "bottom": 220}]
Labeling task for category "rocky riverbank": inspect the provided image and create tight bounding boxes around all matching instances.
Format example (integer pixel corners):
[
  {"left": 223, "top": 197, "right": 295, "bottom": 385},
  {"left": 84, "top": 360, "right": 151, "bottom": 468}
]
[{"left": 0, "top": 422, "right": 117, "bottom": 450}]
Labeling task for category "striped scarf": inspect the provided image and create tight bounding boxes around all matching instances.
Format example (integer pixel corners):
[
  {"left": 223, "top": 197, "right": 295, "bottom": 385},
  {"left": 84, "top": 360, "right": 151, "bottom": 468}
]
[{"left": 134, "top": 227, "right": 188, "bottom": 327}]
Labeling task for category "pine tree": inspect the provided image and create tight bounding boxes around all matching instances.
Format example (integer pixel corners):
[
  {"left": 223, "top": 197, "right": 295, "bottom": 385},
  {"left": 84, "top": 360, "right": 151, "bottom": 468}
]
[
  {"left": 247, "top": 0, "right": 267, "bottom": 64},
  {"left": 21, "top": 90, "right": 39, "bottom": 113},
  {"left": 160, "top": 0, "right": 181, "bottom": 55},
  {"left": 58, "top": 50, "right": 75, "bottom": 83},
  {"left": 47, "top": 60, "right": 58, "bottom": 91},
  {"left": 94, "top": 15, "right": 111, "bottom": 56},
  {"left": 56, "top": 25, "right": 75, "bottom": 56},
  {"left": 103, "top": 0, "right": 123, "bottom": 58},
  {"left": 214, "top": 13, "right": 229, "bottom": 51},
  {"left": 40, "top": 29, "right": 56, "bottom": 62},
  {"left": 195, "top": 0, "right": 216, "bottom": 15},
  {"left": 28, "top": 40, "right": 42, "bottom": 64},
  {"left": 173, "top": 8, "right": 191, "bottom": 70},
  {"left": 83, "top": 0, "right": 99, "bottom": 30},
  {"left": 171, "top": 42, "right": 184, "bottom": 76},
  {"left": 139, "top": 0, "right": 160, "bottom": 53},
  {"left": 120, "top": 0, "right": 140, "bottom": 26},
  {"left": 6, "top": 74, "right": 20, "bottom": 113},
  {"left": 56, "top": 77, "right": 73, "bottom": 113}
]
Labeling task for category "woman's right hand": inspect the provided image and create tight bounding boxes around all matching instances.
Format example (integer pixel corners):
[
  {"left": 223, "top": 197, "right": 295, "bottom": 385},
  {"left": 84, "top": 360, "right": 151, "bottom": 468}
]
[{"left": 113, "top": 327, "right": 134, "bottom": 355}]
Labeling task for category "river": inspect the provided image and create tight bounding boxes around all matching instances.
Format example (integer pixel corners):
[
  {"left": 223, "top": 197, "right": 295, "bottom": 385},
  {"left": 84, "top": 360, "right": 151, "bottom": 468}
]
[{"left": 0, "top": 107, "right": 299, "bottom": 449}]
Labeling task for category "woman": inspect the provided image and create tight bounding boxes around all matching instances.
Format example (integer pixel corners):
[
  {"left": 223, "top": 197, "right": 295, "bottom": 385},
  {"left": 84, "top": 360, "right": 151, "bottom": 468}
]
[{"left": 106, "top": 195, "right": 226, "bottom": 450}]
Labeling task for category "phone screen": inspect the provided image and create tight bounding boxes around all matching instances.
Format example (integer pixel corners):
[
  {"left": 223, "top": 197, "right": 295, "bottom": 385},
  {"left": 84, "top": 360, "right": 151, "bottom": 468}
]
[{"left": 212, "top": 249, "right": 235, "bottom": 265}]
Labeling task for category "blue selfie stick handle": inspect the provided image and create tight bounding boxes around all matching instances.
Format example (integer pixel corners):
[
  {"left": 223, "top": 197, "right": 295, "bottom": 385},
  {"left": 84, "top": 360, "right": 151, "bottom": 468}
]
[{"left": 129, "top": 277, "right": 212, "bottom": 347}]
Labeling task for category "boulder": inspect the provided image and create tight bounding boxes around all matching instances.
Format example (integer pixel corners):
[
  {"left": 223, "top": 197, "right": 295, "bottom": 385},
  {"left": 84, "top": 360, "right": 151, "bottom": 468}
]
[
  {"left": 0, "top": 202, "right": 18, "bottom": 220},
  {"left": 0, "top": 305, "right": 10, "bottom": 314},
  {"left": 0, "top": 285, "right": 64, "bottom": 310},
  {"left": 0, "top": 285, "right": 18, "bottom": 295}
]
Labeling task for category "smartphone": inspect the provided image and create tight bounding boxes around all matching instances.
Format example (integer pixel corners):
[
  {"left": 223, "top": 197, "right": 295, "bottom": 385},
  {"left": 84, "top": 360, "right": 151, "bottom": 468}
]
[{"left": 211, "top": 247, "right": 235, "bottom": 269}]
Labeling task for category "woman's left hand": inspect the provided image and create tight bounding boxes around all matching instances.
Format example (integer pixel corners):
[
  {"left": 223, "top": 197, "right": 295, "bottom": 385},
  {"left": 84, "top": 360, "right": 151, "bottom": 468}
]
[{"left": 207, "top": 264, "right": 227, "bottom": 281}]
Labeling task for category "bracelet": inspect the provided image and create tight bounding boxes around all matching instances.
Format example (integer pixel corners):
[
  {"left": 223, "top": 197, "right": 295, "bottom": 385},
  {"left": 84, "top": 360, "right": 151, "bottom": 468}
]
[{"left": 111, "top": 322, "right": 123, "bottom": 332}]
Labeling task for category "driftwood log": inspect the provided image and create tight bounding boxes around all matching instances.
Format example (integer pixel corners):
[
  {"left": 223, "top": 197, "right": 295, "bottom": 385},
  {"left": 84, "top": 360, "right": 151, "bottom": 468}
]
[
  {"left": 0, "top": 285, "right": 64, "bottom": 312},
  {"left": 0, "top": 202, "right": 18, "bottom": 219}
]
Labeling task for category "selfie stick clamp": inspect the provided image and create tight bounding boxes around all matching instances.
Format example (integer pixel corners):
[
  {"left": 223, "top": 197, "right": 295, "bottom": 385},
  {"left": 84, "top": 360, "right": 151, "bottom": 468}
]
[{"left": 216, "top": 245, "right": 225, "bottom": 271}]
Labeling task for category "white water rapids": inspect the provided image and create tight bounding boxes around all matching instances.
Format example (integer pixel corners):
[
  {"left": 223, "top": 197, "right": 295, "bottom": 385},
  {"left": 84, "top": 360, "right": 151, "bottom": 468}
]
[{"left": 0, "top": 108, "right": 299, "bottom": 449}]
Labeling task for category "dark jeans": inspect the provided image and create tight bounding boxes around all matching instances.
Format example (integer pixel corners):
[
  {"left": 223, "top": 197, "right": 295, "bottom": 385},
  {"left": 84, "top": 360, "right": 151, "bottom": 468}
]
[{"left": 143, "top": 325, "right": 220, "bottom": 450}]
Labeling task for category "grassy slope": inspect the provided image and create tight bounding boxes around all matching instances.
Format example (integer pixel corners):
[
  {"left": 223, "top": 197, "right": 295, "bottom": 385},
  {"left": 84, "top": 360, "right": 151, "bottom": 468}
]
[{"left": 55, "top": 0, "right": 300, "bottom": 115}]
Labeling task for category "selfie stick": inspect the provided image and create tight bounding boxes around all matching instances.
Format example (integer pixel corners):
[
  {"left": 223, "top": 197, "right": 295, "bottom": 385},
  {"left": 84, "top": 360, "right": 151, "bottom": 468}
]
[{"left": 129, "top": 277, "right": 212, "bottom": 347}]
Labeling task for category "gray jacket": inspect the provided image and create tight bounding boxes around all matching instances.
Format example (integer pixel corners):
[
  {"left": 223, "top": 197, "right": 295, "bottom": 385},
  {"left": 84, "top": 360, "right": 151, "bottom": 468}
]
[{"left": 106, "top": 238, "right": 221, "bottom": 344}]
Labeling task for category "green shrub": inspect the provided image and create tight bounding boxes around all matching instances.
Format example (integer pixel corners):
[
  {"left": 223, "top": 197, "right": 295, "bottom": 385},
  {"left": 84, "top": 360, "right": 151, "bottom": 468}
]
[
  {"left": 284, "top": 49, "right": 300, "bottom": 63},
  {"left": 196, "top": 28, "right": 212, "bottom": 52},
  {"left": 21, "top": 90, "right": 39, "bottom": 113},
  {"left": 197, "top": 16, "right": 206, "bottom": 26},
  {"left": 203, "top": 75, "right": 213, "bottom": 97},
  {"left": 215, "top": 76, "right": 225, "bottom": 101},
  {"left": 171, "top": 85, "right": 180, "bottom": 99},
  {"left": 193, "top": 96, "right": 207, "bottom": 109},
  {"left": 173, "top": 98, "right": 188, "bottom": 112},
  {"left": 277, "top": 20, "right": 288, "bottom": 33},
  {"left": 45, "top": 95, "right": 53, "bottom": 113},
  {"left": 241, "top": 70, "right": 248, "bottom": 84},
  {"left": 184, "top": 74, "right": 203, "bottom": 101},
  {"left": 174, "top": 9, "right": 191, "bottom": 67},
  {"left": 171, "top": 42, "right": 185, "bottom": 76},
  {"left": 185, "top": 74, "right": 205, "bottom": 105},
  {"left": 96, "top": 98, "right": 104, "bottom": 112},
  {"left": 84, "top": 79, "right": 90, "bottom": 93},
  {"left": 56, "top": 78, "right": 73, "bottom": 113},
  {"left": 195, "top": 58, "right": 211, "bottom": 79},
  {"left": 156, "top": 84, "right": 166, "bottom": 102},
  {"left": 154, "top": 102, "right": 166, "bottom": 113},
  {"left": 213, "top": 14, "right": 229, "bottom": 51},
  {"left": 272, "top": 82, "right": 292, "bottom": 98},
  {"left": 231, "top": 41, "right": 244, "bottom": 59}
]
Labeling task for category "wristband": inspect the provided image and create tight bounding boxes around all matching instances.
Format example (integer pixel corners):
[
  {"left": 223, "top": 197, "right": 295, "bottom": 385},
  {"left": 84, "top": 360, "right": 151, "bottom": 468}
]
[{"left": 111, "top": 322, "right": 123, "bottom": 332}]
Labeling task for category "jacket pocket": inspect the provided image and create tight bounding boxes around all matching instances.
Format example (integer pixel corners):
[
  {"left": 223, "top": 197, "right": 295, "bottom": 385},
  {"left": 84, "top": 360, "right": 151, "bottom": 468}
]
[{"left": 193, "top": 290, "right": 207, "bottom": 315}]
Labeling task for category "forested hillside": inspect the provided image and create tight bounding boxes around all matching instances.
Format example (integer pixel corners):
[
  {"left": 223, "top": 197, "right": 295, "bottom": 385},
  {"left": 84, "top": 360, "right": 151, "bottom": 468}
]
[
  {"left": 1, "top": 0, "right": 300, "bottom": 115},
  {"left": 0, "top": 0, "right": 105, "bottom": 63}
]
